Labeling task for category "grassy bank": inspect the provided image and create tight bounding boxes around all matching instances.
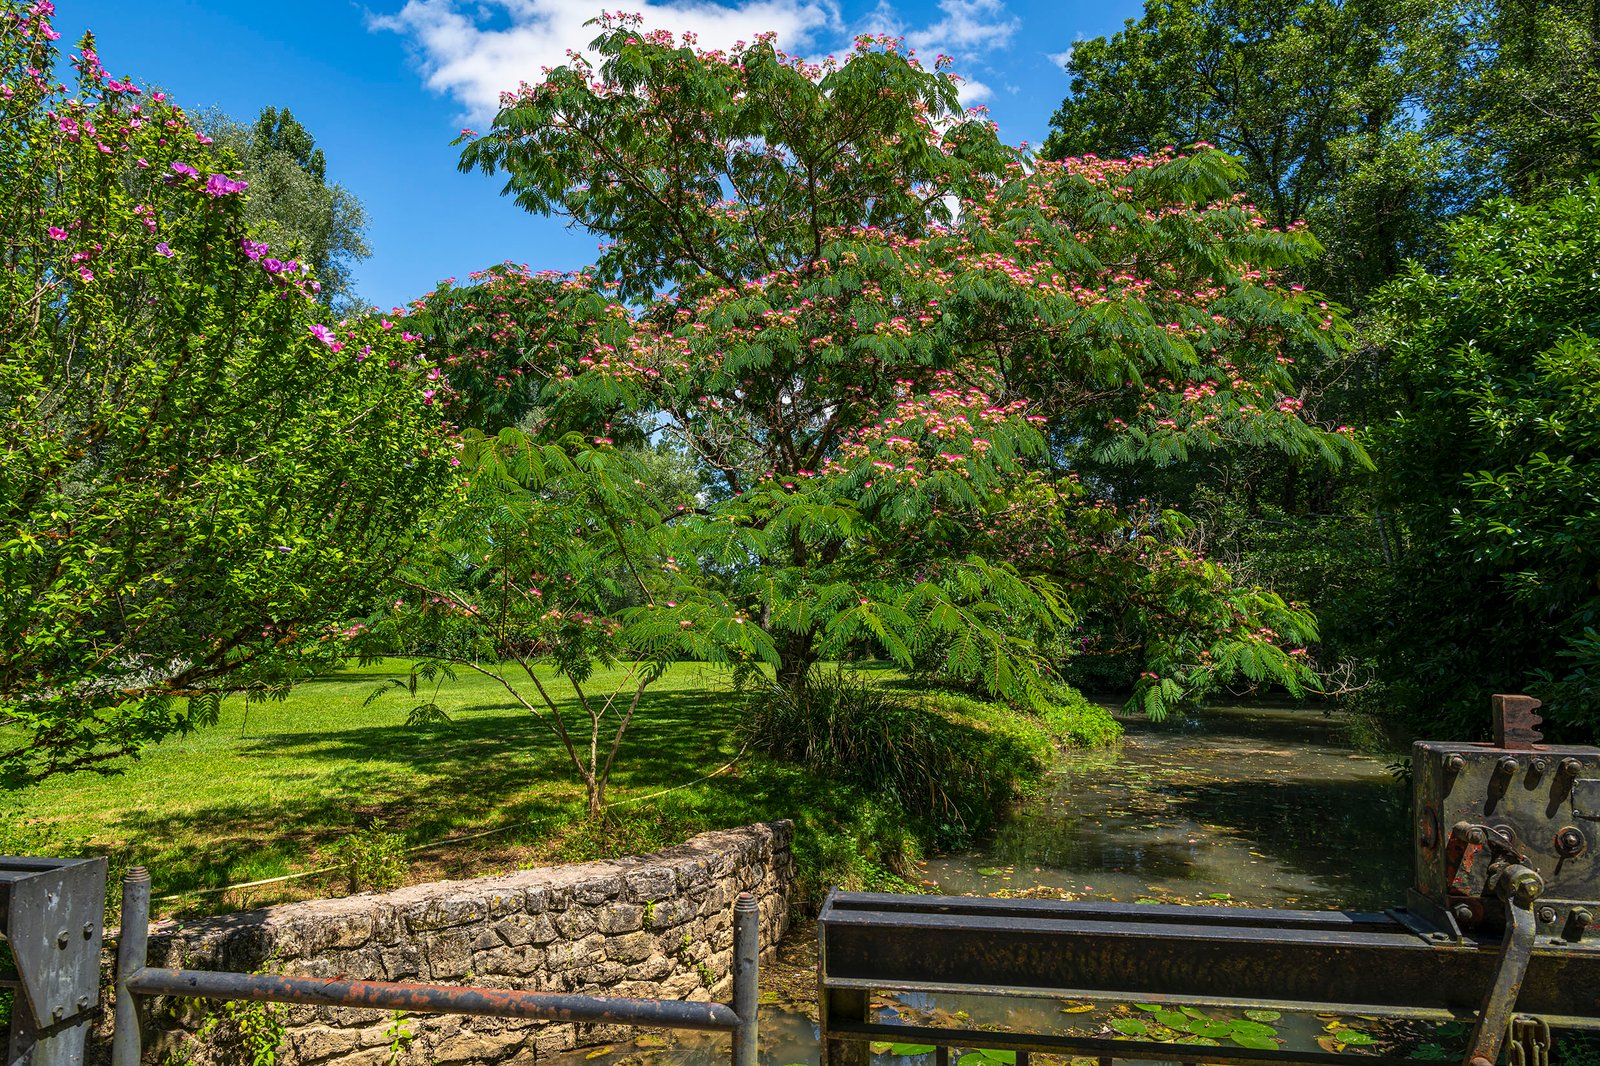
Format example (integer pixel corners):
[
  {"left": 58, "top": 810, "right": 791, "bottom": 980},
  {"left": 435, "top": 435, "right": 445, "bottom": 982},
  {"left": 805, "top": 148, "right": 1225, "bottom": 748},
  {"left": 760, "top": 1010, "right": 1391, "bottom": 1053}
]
[{"left": 1, "top": 661, "right": 1117, "bottom": 919}]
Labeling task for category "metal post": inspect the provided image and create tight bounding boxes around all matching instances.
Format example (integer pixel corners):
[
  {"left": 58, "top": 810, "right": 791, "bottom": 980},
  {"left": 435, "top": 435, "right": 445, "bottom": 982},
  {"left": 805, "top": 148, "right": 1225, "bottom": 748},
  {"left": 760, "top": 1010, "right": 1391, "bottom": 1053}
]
[
  {"left": 731, "top": 892, "right": 759, "bottom": 1066},
  {"left": 112, "top": 867, "right": 151, "bottom": 1066}
]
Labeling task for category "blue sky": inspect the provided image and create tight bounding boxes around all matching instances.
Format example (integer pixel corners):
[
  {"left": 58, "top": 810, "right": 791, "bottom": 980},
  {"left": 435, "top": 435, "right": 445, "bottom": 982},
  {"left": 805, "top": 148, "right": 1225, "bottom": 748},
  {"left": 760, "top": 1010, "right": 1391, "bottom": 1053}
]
[{"left": 57, "top": 0, "right": 1143, "bottom": 312}]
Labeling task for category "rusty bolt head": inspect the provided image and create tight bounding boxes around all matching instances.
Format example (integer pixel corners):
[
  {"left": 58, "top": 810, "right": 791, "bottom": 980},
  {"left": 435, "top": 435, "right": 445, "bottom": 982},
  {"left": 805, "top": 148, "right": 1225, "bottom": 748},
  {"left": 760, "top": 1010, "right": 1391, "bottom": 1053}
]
[
  {"left": 1538, "top": 906, "right": 1558, "bottom": 923},
  {"left": 1562, "top": 757, "right": 1584, "bottom": 777},
  {"left": 1556, "top": 826, "right": 1588, "bottom": 858},
  {"left": 1446, "top": 753, "right": 1467, "bottom": 773},
  {"left": 1497, "top": 755, "right": 1520, "bottom": 777},
  {"left": 1574, "top": 909, "right": 1593, "bottom": 929},
  {"left": 1454, "top": 821, "right": 1487, "bottom": 845}
]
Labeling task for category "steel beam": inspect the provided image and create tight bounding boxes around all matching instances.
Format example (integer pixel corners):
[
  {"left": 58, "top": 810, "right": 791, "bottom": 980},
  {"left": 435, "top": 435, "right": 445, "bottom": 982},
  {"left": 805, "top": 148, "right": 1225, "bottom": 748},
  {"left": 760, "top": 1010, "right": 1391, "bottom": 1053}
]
[{"left": 817, "top": 893, "right": 1600, "bottom": 1029}]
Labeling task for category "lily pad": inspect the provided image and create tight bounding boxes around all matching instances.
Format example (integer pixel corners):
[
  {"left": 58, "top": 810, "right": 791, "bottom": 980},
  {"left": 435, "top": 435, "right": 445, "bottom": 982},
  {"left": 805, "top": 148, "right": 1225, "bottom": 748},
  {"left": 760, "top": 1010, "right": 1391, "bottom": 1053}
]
[
  {"left": 975, "top": 868, "right": 1006, "bottom": 877},
  {"left": 1109, "top": 1019, "right": 1149, "bottom": 1036},
  {"left": 1334, "top": 1030, "right": 1375, "bottom": 1046},
  {"left": 1059, "top": 1004, "right": 1096, "bottom": 1014},
  {"left": 1243, "top": 1010, "right": 1281, "bottom": 1023},
  {"left": 887, "top": 1045, "right": 937, "bottom": 1056},
  {"left": 1230, "top": 1033, "right": 1280, "bottom": 1050}
]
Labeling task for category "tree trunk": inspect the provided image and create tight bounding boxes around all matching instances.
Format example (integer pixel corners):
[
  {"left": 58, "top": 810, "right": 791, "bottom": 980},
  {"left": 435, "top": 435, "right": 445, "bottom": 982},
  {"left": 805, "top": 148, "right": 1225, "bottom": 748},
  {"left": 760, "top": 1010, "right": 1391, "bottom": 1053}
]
[{"left": 776, "top": 630, "right": 818, "bottom": 695}]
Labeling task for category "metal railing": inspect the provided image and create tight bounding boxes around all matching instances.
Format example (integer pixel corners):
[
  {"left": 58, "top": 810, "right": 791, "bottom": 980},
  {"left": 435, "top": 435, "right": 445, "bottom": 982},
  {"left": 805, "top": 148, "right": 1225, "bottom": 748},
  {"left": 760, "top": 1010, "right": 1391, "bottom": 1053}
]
[{"left": 112, "top": 866, "right": 760, "bottom": 1066}]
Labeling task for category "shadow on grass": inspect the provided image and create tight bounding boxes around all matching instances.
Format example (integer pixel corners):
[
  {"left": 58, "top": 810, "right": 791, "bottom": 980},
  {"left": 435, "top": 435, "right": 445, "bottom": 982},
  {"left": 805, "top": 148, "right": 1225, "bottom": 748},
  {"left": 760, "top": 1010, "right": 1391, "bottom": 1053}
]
[{"left": 107, "top": 684, "right": 753, "bottom": 905}]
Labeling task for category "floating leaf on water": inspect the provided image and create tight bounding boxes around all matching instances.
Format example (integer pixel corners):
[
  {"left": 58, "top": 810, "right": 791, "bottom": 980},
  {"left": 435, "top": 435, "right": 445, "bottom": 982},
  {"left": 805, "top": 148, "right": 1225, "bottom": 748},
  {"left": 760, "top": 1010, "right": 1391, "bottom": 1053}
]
[
  {"left": 1153, "top": 1009, "right": 1189, "bottom": 1029},
  {"left": 1188, "top": 1021, "right": 1232, "bottom": 1039},
  {"left": 976, "top": 868, "right": 1005, "bottom": 877},
  {"left": 1207, "top": 893, "right": 1233, "bottom": 901},
  {"left": 1133, "top": 1004, "right": 1163, "bottom": 1014},
  {"left": 871, "top": 1044, "right": 894, "bottom": 1055},
  {"left": 1179, "top": 1007, "right": 1209, "bottom": 1021},
  {"left": 585, "top": 1048, "right": 614, "bottom": 1059},
  {"left": 1334, "top": 1031, "right": 1375, "bottom": 1046},
  {"left": 1317, "top": 1036, "right": 1343, "bottom": 1054},
  {"left": 1243, "top": 1010, "right": 1281, "bottom": 1023},
  {"left": 1175, "top": 1036, "right": 1221, "bottom": 1046},
  {"left": 1230, "top": 1033, "right": 1280, "bottom": 1050},
  {"left": 634, "top": 1035, "right": 671, "bottom": 1050},
  {"left": 1060, "top": 1004, "right": 1096, "bottom": 1014},
  {"left": 1110, "top": 1019, "right": 1149, "bottom": 1036},
  {"left": 1227, "top": 1020, "right": 1278, "bottom": 1038}
]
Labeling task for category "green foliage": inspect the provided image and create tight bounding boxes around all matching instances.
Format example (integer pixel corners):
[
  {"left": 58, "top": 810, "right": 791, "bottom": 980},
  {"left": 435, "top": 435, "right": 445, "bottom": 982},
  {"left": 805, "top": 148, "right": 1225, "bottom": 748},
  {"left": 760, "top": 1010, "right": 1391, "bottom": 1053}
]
[
  {"left": 201, "top": 106, "right": 371, "bottom": 310},
  {"left": 328, "top": 820, "right": 408, "bottom": 892},
  {"left": 0, "top": 7, "right": 455, "bottom": 783},
  {"left": 741, "top": 668, "right": 1116, "bottom": 845},
  {"left": 1373, "top": 181, "right": 1600, "bottom": 738},
  {"left": 438, "top": 21, "right": 1359, "bottom": 718}
]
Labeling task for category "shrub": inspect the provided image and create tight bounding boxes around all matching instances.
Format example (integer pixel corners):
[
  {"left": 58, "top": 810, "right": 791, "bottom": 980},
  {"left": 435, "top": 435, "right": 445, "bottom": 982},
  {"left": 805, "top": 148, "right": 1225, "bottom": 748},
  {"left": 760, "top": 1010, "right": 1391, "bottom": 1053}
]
[{"left": 742, "top": 668, "right": 1117, "bottom": 844}]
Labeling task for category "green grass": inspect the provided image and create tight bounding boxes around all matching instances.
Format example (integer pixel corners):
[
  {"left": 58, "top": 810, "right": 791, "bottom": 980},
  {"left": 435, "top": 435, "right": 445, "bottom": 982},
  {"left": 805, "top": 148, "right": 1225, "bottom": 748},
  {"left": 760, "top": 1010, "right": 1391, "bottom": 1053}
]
[{"left": 1, "top": 660, "right": 1115, "bottom": 918}]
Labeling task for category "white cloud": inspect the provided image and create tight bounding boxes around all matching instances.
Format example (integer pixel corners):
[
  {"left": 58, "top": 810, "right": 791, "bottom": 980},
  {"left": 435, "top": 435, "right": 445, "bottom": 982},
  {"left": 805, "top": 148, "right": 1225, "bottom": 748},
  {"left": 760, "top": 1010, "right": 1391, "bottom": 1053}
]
[
  {"left": 1046, "top": 48, "right": 1073, "bottom": 70},
  {"left": 372, "top": 0, "right": 841, "bottom": 121},
  {"left": 905, "top": 0, "right": 1017, "bottom": 59},
  {"left": 372, "top": 0, "right": 1019, "bottom": 120}
]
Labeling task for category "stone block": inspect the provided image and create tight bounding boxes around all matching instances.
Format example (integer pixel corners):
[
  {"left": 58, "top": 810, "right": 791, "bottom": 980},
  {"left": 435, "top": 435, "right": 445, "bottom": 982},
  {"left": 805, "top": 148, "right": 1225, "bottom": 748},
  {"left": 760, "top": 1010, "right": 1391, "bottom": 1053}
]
[
  {"left": 624, "top": 866, "right": 678, "bottom": 901},
  {"left": 408, "top": 895, "right": 488, "bottom": 932},
  {"left": 571, "top": 873, "right": 625, "bottom": 906},
  {"left": 423, "top": 929, "right": 477, "bottom": 980},
  {"left": 473, "top": 944, "right": 545, "bottom": 978},
  {"left": 554, "top": 907, "right": 596, "bottom": 939},
  {"left": 597, "top": 902, "right": 644, "bottom": 934},
  {"left": 606, "top": 930, "right": 658, "bottom": 964},
  {"left": 289, "top": 1025, "right": 363, "bottom": 1063},
  {"left": 430, "top": 1029, "right": 532, "bottom": 1065}
]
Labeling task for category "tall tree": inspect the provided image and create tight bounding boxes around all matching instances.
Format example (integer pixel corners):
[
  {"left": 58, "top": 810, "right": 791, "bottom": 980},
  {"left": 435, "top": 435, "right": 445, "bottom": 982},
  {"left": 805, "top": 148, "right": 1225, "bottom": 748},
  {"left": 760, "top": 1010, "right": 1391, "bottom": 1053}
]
[
  {"left": 0, "top": 9, "right": 455, "bottom": 781},
  {"left": 203, "top": 106, "right": 371, "bottom": 311},
  {"left": 437, "top": 19, "right": 1363, "bottom": 715},
  {"left": 1372, "top": 180, "right": 1600, "bottom": 740},
  {"left": 1042, "top": 0, "right": 1445, "bottom": 306}
]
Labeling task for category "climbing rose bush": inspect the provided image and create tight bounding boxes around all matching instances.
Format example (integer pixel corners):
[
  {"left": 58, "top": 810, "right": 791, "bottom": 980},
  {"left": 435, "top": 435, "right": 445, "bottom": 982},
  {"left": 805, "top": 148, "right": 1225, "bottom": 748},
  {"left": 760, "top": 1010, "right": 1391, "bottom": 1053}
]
[{"left": 0, "top": 2, "right": 457, "bottom": 781}]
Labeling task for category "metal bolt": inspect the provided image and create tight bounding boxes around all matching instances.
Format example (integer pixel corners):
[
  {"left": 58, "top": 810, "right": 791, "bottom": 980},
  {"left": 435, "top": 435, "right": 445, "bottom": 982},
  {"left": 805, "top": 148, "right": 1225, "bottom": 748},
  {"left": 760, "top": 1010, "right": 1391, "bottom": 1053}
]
[
  {"left": 1454, "top": 821, "right": 1487, "bottom": 845},
  {"left": 1446, "top": 753, "right": 1467, "bottom": 773},
  {"left": 56, "top": 929, "right": 70, "bottom": 949},
  {"left": 1538, "top": 906, "right": 1558, "bottom": 924},
  {"left": 1531, "top": 758, "right": 1548, "bottom": 776},
  {"left": 1454, "top": 903, "right": 1475, "bottom": 925},
  {"left": 78, "top": 995, "right": 91, "bottom": 1011},
  {"left": 1574, "top": 908, "right": 1594, "bottom": 929},
  {"left": 1556, "top": 826, "right": 1588, "bottom": 857},
  {"left": 1561, "top": 757, "right": 1583, "bottom": 777},
  {"left": 52, "top": 1005, "right": 64, "bottom": 1021},
  {"left": 83, "top": 921, "right": 95, "bottom": 939},
  {"left": 1497, "top": 755, "right": 1520, "bottom": 777}
]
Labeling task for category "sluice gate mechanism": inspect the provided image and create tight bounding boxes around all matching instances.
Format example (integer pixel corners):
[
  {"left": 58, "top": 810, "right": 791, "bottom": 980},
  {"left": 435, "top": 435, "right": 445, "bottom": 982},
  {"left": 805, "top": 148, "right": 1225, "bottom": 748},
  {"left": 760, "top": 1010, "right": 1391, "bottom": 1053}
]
[{"left": 819, "top": 696, "right": 1600, "bottom": 1066}]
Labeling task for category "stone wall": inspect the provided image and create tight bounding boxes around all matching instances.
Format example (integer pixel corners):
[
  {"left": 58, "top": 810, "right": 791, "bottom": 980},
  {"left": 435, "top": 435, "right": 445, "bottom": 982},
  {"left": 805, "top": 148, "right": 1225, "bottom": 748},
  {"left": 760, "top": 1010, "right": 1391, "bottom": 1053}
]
[{"left": 117, "top": 821, "right": 793, "bottom": 1066}]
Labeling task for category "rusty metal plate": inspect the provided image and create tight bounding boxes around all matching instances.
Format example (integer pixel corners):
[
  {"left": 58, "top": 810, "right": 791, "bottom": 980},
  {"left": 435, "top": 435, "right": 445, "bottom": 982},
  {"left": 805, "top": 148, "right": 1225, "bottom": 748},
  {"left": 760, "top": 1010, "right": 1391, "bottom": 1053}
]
[{"left": 1576, "top": 778, "right": 1600, "bottom": 821}]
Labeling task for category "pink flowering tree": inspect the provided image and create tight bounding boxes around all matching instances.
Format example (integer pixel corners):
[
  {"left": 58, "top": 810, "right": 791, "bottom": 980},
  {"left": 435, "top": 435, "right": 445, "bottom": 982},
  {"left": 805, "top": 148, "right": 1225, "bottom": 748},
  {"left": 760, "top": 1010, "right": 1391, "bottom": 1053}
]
[
  {"left": 0, "top": 3, "right": 456, "bottom": 781},
  {"left": 438, "top": 17, "right": 1367, "bottom": 714}
]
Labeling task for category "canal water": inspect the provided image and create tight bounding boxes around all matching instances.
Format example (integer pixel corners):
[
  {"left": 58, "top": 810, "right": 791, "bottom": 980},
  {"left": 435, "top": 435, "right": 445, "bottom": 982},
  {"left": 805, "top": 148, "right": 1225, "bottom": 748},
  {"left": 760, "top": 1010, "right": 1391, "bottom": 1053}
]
[{"left": 558, "top": 705, "right": 1426, "bottom": 1066}]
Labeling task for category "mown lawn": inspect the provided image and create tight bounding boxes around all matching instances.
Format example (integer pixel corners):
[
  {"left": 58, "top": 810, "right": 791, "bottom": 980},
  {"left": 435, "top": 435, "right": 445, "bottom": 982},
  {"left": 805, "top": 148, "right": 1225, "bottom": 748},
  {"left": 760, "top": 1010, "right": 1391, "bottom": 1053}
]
[{"left": 2, "top": 660, "right": 1111, "bottom": 919}]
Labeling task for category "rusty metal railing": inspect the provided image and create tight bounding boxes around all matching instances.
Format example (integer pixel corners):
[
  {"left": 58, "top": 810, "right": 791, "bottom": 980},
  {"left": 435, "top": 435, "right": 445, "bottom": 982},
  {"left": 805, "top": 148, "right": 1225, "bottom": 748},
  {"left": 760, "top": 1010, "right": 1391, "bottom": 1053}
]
[{"left": 110, "top": 866, "right": 759, "bottom": 1066}]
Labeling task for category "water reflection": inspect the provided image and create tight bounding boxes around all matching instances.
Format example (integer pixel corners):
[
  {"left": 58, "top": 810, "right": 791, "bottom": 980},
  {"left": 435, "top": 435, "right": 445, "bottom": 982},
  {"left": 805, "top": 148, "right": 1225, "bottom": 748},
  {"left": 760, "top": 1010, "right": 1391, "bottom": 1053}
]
[
  {"left": 924, "top": 705, "right": 1409, "bottom": 909},
  {"left": 549, "top": 705, "right": 1414, "bottom": 1066}
]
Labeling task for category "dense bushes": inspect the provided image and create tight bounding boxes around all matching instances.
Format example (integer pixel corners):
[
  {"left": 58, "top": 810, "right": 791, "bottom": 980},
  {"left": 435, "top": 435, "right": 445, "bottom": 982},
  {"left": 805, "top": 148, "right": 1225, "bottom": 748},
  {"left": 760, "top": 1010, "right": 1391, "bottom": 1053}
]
[{"left": 742, "top": 669, "right": 1118, "bottom": 851}]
